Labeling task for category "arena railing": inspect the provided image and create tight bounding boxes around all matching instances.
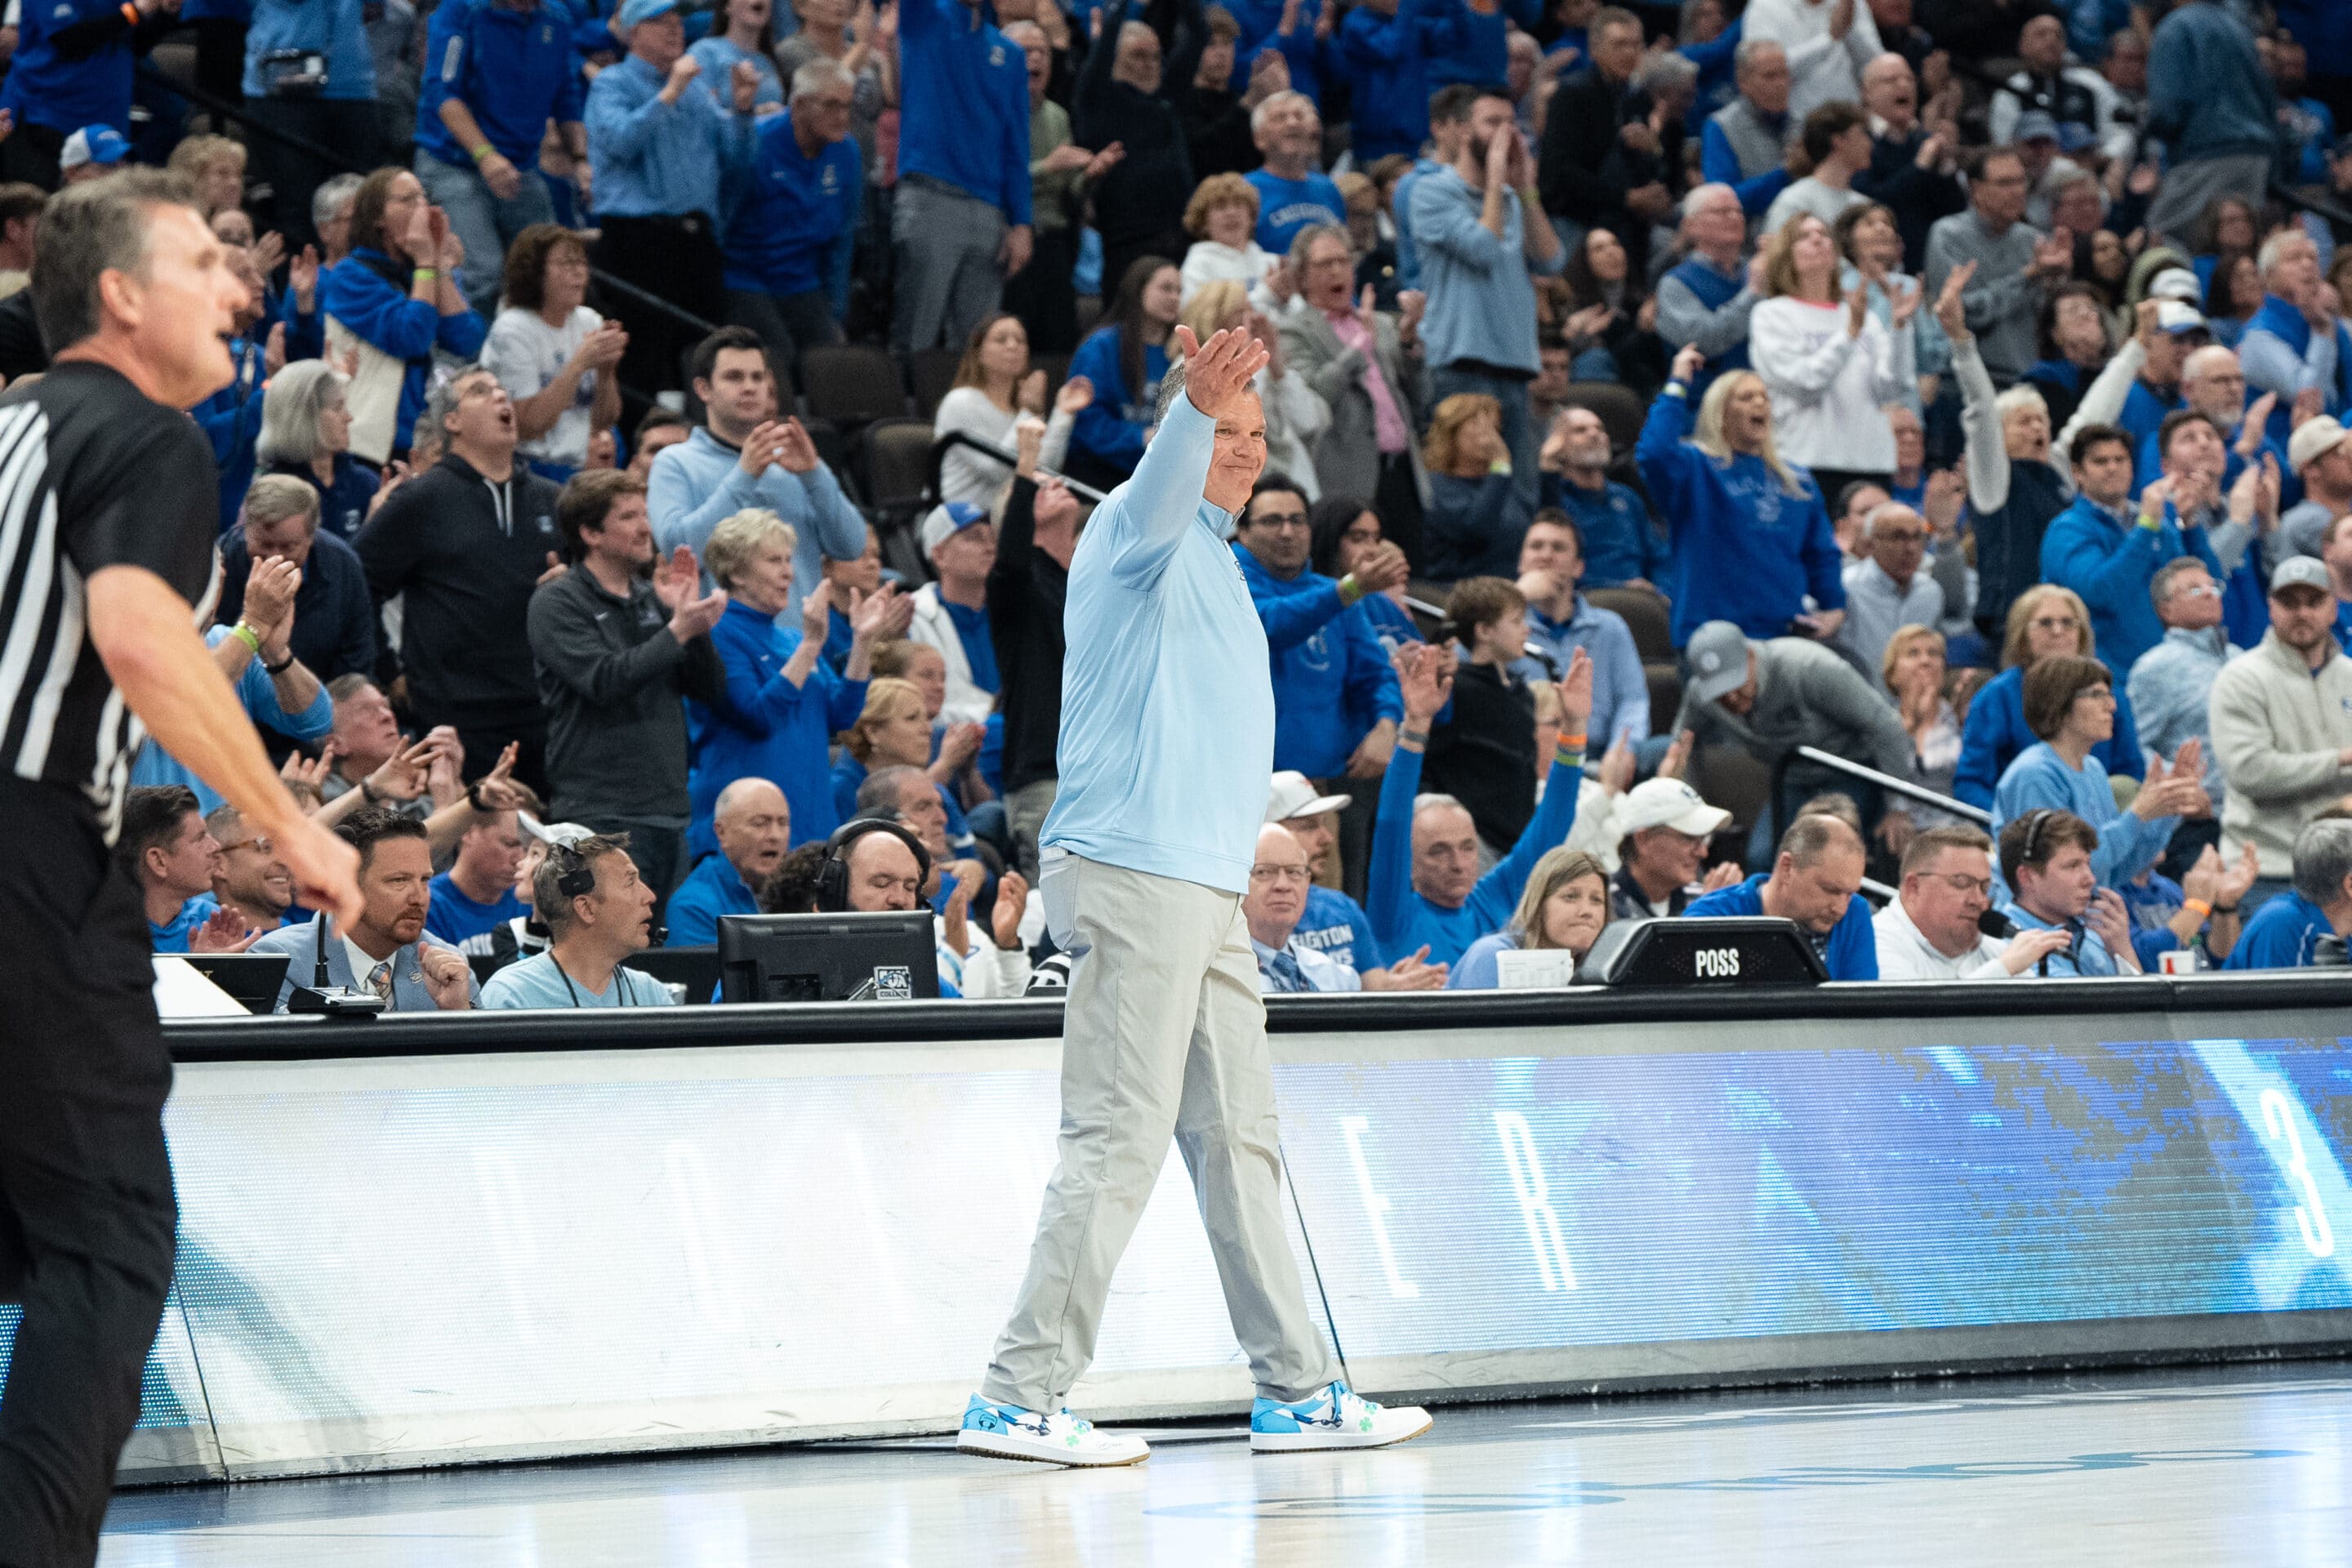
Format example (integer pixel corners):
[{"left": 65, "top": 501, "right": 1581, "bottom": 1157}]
[{"left": 1771, "top": 742, "right": 1991, "bottom": 850}]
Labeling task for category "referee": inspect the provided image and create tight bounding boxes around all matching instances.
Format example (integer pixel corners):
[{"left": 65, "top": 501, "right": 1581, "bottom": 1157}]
[
  {"left": 956, "top": 327, "right": 1432, "bottom": 1467},
  {"left": 0, "top": 172, "right": 361, "bottom": 1568}
]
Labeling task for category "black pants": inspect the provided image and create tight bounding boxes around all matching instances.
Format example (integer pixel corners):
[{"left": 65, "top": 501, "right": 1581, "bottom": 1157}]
[
  {"left": 724, "top": 286, "right": 841, "bottom": 385},
  {"left": 0, "top": 782, "right": 179, "bottom": 1568},
  {"left": 244, "top": 97, "right": 381, "bottom": 256},
  {"left": 0, "top": 123, "right": 65, "bottom": 193},
  {"left": 1000, "top": 225, "right": 1079, "bottom": 354},
  {"left": 1806, "top": 467, "right": 1892, "bottom": 519},
  {"left": 1098, "top": 228, "right": 1189, "bottom": 308},
  {"left": 1374, "top": 450, "right": 1426, "bottom": 576},
  {"left": 594, "top": 213, "right": 725, "bottom": 408}
]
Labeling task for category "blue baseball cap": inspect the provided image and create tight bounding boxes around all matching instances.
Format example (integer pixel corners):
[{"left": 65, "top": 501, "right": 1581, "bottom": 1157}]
[
  {"left": 614, "top": 0, "right": 681, "bottom": 28},
  {"left": 920, "top": 500, "right": 989, "bottom": 557},
  {"left": 60, "top": 125, "right": 131, "bottom": 172}
]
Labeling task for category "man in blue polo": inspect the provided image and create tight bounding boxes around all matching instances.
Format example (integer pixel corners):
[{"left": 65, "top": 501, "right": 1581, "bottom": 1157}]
[
  {"left": 2224, "top": 817, "right": 2352, "bottom": 969},
  {"left": 0, "top": 0, "right": 172, "bottom": 188},
  {"left": 1686, "top": 812, "right": 1880, "bottom": 981},
  {"left": 666, "top": 778, "right": 790, "bottom": 944},
  {"left": 415, "top": 0, "right": 588, "bottom": 315},
  {"left": 723, "top": 59, "right": 862, "bottom": 376},
  {"left": 893, "top": 0, "right": 1032, "bottom": 354}
]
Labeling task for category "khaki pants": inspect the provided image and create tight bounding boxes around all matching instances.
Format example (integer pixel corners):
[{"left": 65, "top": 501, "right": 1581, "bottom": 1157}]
[{"left": 981, "top": 853, "right": 1338, "bottom": 1411}]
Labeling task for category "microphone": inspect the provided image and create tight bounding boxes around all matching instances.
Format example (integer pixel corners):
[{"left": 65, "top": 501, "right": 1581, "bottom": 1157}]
[
  {"left": 1978, "top": 908, "right": 2017, "bottom": 939},
  {"left": 313, "top": 908, "right": 331, "bottom": 987}
]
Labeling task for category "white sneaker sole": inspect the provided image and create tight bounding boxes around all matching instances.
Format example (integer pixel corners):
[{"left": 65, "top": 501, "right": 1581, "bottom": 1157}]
[
  {"left": 1250, "top": 1409, "right": 1435, "bottom": 1453},
  {"left": 956, "top": 1428, "right": 1152, "bottom": 1468}
]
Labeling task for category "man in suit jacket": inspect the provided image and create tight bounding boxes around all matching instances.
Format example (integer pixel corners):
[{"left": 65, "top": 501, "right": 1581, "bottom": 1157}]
[
  {"left": 250, "top": 806, "right": 481, "bottom": 1012},
  {"left": 1278, "top": 223, "right": 1428, "bottom": 556}
]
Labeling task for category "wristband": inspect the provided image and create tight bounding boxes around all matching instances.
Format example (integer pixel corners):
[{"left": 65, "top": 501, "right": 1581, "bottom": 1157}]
[
  {"left": 359, "top": 777, "right": 382, "bottom": 805},
  {"left": 1336, "top": 572, "right": 1362, "bottom": 607},
  {"left": 2212, "top": 902, "right": 2239, "bottom": 915},
  {"left": 2181, "top": 898, "right": 2212, "bottom": 921},
  {"left": 1398, "top": 727, "right": 1430, "bottom": 748},
  {"left": 469, "top": 145, "right": 496, "bottom": 164},
  {"left": 229, "top": 621, "right": 262, "bottom": 657},
  {"left": 413, "top": 266, "right": 439, "bottom": 282},
  {"left": 262, "top": 648, "right": 294, "bottom": 675},
  {"left": 1664, "top": 381, "right": 1689, "bottom": 399}
]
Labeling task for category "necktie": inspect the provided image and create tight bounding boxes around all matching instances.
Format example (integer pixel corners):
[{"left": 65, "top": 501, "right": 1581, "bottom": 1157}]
[
  {"left": 367, "top": 960, "right": 393, "bottom": 1001},
  {"left": 1263, "top": 947, "right": 1311, "bottom": 994}
]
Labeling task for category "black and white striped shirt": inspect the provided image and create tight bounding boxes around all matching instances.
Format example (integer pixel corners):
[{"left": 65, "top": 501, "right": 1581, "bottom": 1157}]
[{"left": 0, "top": 362, "right": 219, "bottom": 843}]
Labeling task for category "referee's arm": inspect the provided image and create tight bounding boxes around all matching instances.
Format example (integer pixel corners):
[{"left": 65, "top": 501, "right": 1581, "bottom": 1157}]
[{"left": 88, "top": 565, "right": 363, "bottom": 924}]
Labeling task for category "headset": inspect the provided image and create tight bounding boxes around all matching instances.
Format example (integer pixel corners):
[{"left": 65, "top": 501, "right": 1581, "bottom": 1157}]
[
  {"left": 546, "top": 840, "right": 664, "bottom": 1002},
  {"left": 815, "top": 817, "right": 932, "bottom": 913}
]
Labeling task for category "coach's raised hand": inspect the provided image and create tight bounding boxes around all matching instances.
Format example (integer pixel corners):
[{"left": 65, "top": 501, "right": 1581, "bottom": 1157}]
[{"left": 1174, "top": 324, "right": 1270, "bottom": 419}]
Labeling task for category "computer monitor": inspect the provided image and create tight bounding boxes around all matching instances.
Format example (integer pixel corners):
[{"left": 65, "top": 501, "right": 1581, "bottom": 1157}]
[
  {"left": 181, "top": 951, "right": 292, "bottom": 1014},
  {"left": 716, "top": 911, "right": 942, "bottom": 1002}
]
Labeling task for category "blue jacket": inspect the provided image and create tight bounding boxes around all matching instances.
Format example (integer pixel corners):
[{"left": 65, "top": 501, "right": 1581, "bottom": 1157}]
[
  {"left": 243, "top": 0, "right": 374, "bottom": 100},
  {"left": 1989, "top": 742, "right": 2177, "bottom": 893},
  {"left": 688, "top": 599, "right": 869, "bottom": 857},
  {"left": 1336, "top": 0, "right": 1468, "bottom": 165},
  {"left": 2145, "top": 0, "right": 2275, "bottom": 164},
  {"left": 1424, "top": 0, "right": 1536, "bottom": 89},
  {"left": 1, "top": 0, "right": 155, "bottom": 132},
  {"left": 1954, "top": 663, "right": 2144, "bottom": 809},
  {"left": 131, "top": 626, "right": 336, "bottom": 813},
  {"left": 664, "top": 852, "right": 761, "bottom": 946},
  {"left": 896, "top": 0, "right": 1031, "bottom": 223},
  {"left": 646, "top": 426, "right": 869, "bottom": 621},
  {"left": 1368, "top": 739, "right": 1583, "bottom": 969},
  {"left": 1065, "top": 326, "right": 1167, "bottom": 479},
  {"left": 1041, "top": 396, "right": 1275, "bottom": 893},
  {"left": 319, "top": 252, "right": 489, "bottom": 452},
  {"left": 1685, "top": 872, "right": 1878, "bottom": 981},
  {"left": 1539, "top": 474, "right": 1669, "bottom": 588},
  {"left": 415, "top": 0, "right": 586, "bottom": 169},
  {"left": 585, "top": 51, "right": 757, "bottom": 222},
  {"left": 2222, "top": 889, "right": 2337, "bottom": 969},
  {"left": 723, "top": 109, "right": 861, "bottom": 296},
  {"left": 1234, "top": 544, "right": 1402, "bottom": 779},
  {"left": 1635, "top": 381, "right": 1843, "bottom": 647},
  {"left": 2038, "top": 493, "right": 2222, "bottom": 678}
]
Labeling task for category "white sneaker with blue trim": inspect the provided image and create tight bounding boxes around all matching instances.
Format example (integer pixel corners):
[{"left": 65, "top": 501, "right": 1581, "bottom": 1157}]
[
  {"left": 955, "top": 1394, "right": 1151, "bottom": 1467},
  {"left": 1250, "top": 1381, "right": 1433, "bottom": 1452}
]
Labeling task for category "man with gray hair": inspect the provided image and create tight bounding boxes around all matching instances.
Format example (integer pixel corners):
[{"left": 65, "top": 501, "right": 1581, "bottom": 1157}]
[
  {"left": 2237, "top": 229, "right": 2351, "bottom": 446},
  {"left": 1854, "top": 50, "right": 1963, "bottom": 270},
  {"left": 213, "top": 472, "right": 377, "bottom": 682},
  {"left": 1246, "top": 90, "right": 1346, "bottom": 256},
  {"left": 312, "top": 172, "right": 365, "bottom": 263},
  {"left": 721, "top": 58, "right": 862, "bottom": 376},
  {"left": 1075, "top": 13, "right": 1191, "bottom": 293},
  {"left": 2223, "top": 813, "right": 2352, "bottom": 967},
  {"left": 1699, "top": 38, "right": 1796, "bottom": 217},
  {"left": 1656, "top": 181, "right": 1761, "bottom": 389},
  {"left": 1836, "top": 500, "right": 1942, "bottom": 687}
]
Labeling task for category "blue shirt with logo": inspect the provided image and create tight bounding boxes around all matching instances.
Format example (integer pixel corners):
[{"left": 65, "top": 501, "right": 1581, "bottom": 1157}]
[
  {"left": 723, "top": 109, "right": 862, "bottom": 296},
  {"left": 1245, "top": 169, "right": 1347, "bottom": 258},
  {"left": 2222, "top": 889, "right": 2337, "bottom": 969},
  {"left": 416, "top": 0, "right": 586, "bottom": 170},
  {"left": 425, "top": 873, "right": 527, "bottom": 947}
]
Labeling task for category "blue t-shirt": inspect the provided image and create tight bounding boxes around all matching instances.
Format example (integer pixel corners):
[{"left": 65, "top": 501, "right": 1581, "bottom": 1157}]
[
  {"left": 1684, "top": 873, "right": 1879, "bottom": 980},
  {"left": 425, "top": 873, "right": 527, "bottom": 947},
  {"left": 942, "top": 598, "right": 1000, "bottom": 694},
  {"left": 150, "top": 893, "right": 222, "bottom": 955},
  {"left": 479, "top": 951, "right": 677, "bottom": 1008},
  {"left": 2222, "top": 889, "right": 2337, "bottom": 969},
  {"left": 1293, "top": 883, "right": 1380, "bottom": 972},
  {"left": 1245, "top": 169, "right": 1347, "bottom": 257},
  {"left": 665, "top": 853, "right": 761, "bottom": 947}
]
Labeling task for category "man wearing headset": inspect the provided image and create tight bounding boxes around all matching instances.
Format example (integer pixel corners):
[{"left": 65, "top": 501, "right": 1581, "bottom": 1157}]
[
  {"left": 813, "top": 816, "right": 1031, "bottom": 997},
  {"left": 959, "top": 326, "right": 1432, "bottom": 1468},
  {"left": 479, "top": 832, "right": 679, "bottom": 1007}
]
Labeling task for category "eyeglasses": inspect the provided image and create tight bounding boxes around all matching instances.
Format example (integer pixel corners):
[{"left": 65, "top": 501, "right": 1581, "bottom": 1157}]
[
  {"left": 1250, "top": 511, "right": 1311, "bottom": 530},
  {"left": 2029, "top": 615, "right": 2080, "bottom": 633},
  {"left": 220, "top": 835, "right": 273, "bottom": 855},
  {"left": 2168, "top": 582, "right": 2221, "bottom": 599},
  {"left": 1921, "top": 871, "right": 1993, "bottom": 897},
  {"left": 1249, "top": 864, "right": 1312, "bottom": 885}
]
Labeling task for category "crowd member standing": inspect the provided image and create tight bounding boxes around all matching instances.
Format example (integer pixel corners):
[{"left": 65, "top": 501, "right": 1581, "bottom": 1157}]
[
  {"left": 1279, "top": 225, "right": 1426, "bottom": 553},
  {"left": 987, "top": 425, "right": 1081, "bottom": 876},
  {"left": 243, "top": 0, "right": 379, "bottom": 251},
  {"left": 1075, "top": 11, "right": 1193, "bottom": 298},
  {"left": 0, "top": 0, "right": 176, "bottom": 189},
  {"left": 1246, "top": 91, "right": 1346, "bottom": 257},
  {"left": 722, "top": 60, "right": 864, "bottom": 376},
  {"left": 2142, "top": 0, "right": 2275, "bottom": 248},
  {"left": 1924, "top": 149, "right": 2069, "bottom": 389},
  {"left": 254, "top": 359, "right": 381, "bottom": 541},
  {"left": 1748, "top": 211, "right": 1917, "bottom": 501},
  {"left": 965, "top": 327, "right": 1430, "bottom": 1466},
  {"left": 1655, "top": 183, "right": 1761, "bottom": 389},
  {"left": 1536, "top": 7, "right": 1669, "bottom": 268},
  {"left": 1741, "top": 0, "right": 1880, "bottom": 121},
  {"left": 1414, "top": 86, "right": 1559, "bottom": 524},
  {"left": 1536, "top": 409, "right": 1668, "bottom": 593},
  {"left": 356, "top": 368, "right": 566, "bottom": 791},
  {"left": 0, "top": 171, "right": 362, "bottom": 1568},
  {"left": 587, "top": 0, "right": 764, "bottom": 399},
  {"left": 319, "top": 168, "right": 488, "bottom": 462},
  {"left": 413, "top": 0, "right": 587, "bottom": 317},
  {"left": 530, "top": 470, "right": 729, "bottom": 913},
  {"left": 893, "top": 0, "right": 1034, "bottom": 354},
  {"left": 2209, "top": 558, "right": 2352, "bottom": 911},
  {"left": 2040, "top": 427, "right": 2226, "bottom": 675},
  {"left": 483, "top": 225, "right": 629, "bottom": 483},
  {"left": 1700, "top": 41, "right": 1795, "bottom": 220},
  {"left": 1338, "top": 0, "right": 1468, "bottom": 166}
]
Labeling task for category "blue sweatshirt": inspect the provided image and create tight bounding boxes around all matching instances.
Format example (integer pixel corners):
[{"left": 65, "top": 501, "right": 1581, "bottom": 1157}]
[
  {"left": 1065, "top": 326, "right": 1168, "bottom": 479},
  {"left": 1234, "top": 544, "right": 1403, "bottom": 778},
  {"left": 1539, "top": 474, "right": 1670, "bottom": 587},
  {"left": 687, "top": 599, "right": 871, "bottom": 857},
  {"left": 1336, "top": 0, "right": 1468, "bottom": 165},
  {"left": 1989, "top": 741, "right": 2177, "bottom": 893},
  {"left": 2221, "top": 889, "right": 2337, "bottom": 969},
  {"left": 243, "top": 0, "right": 375, "bottom": 100},
  {"left": 896, "top": 0, "right": 1031, "bottom": 223},
  {"left": 646, "top": 426, "right": 870, "bottom": 621},
  {"left": 1040, "top": 396, "right": 1273, "bottom": 893},
  {"left": 1247, "top": 169, "right": 1348, "bottom": 258},
  {"left": 723, "top": 109, "right": 862, "bottom": 296},
  {"left": 1634, "top": 380, "right": 1844, "bottom": 647},
  {"left": 1367, "top": 740, "right": 1584, "bottom": 969},
  {"left": 1, "top": 0, "right": 150, "bottom": 133},
  {"left": 1953, "top": 663, "right": 2145, "bottom": 809},
  {"left": 415, "top": 0, "right": 586, "bottom": 169},
  {"left": 319, "top": 252, "right": 489, "bottom": 452},
  {"left": 1424, "top": 0, "right": 1537, "bottom": 89},
  {"left": 1685, "top": 872, "right": 1878, "bottom": 981},
  {"left": 2038, "top": 493, "right": 2222, "bottom": 678},
  {"left": 2145, "top": 0, "right": 2276, "bottom": 164},
  {"left": 664, "top": 852, "right": 761, "bottom": 946}
]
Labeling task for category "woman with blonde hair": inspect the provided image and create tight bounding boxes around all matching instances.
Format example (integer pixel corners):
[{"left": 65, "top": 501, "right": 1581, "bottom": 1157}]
[
  {"left": 1446, "top": 849, "right": 1612, "bottom": 988},
  {"left": 1178, "top": 278, "right": 1328, "bottom": 497},
  {"left": 1420, "top": 392, "right": 1535, "bottom": 581},
  {"left": 932, "top": 312, "right": 1094, "bottom": 508},
  {"left": 167, "top": 134, "right": 247, "bottom": 217},
  {"left": 1636, "top": 341, "right": 1846, "bottom": 646},
  {"left": 1952, "top": 583, "right": 2144, "bottom": 808},
  {"left": 1748, "top": 211, "right": 1917, "bottom": 503},
  {"left": 830, "top": 677, "right": 933, "bottom": 817},
  {"left": 686, "top": 507, "right": 897, "bottom": 853},
  {"left": 1882, "top": 625, "right": 1964, "bottom": 821},
  {"left": 255, "top": 359, "right": 381, "bottom": 541},
  {"left": 1178, "top": 172, "right": 1276, "bottom": 305}
]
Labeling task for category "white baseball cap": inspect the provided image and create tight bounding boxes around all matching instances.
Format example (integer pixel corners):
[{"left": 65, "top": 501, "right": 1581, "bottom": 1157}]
[
  {"left": 1615, "top": 777, "right": 1731, "bottom": 839},
  {"left": 2145, "top": 268, "right": 2203, "bottom": 303},
  {"left": 519, "top": 813, "right": 596, "bottom": 848},
  {"left": 1266, "top": 770, "right": 1352, "bottom": 822},
  {"left": 2289, "top": 414, "right": 2352, "bottom": 474}
]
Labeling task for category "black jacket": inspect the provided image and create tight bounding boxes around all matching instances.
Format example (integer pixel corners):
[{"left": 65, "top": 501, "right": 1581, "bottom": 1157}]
[
  {"left": 526, "top": 564, "right": 727, "bottom": 822},
  {"left": 986, "top": 476, "right": 1070, "bottom": 795},
  {"left": 353, "top": 453, "right": 564, "bottom": 725},
  {"left": 1856, "top": 126, "right": 1968, "bottom": 275},
  {"left": 1423, "top": 658, "right": 1539, "bottom": 852},
  {"left": 1537, "top": 66, "right": 1667, "bottom": 271},
  {"left": 216, "top": 527, "right": 378, "bottom": 682},
  {"left": 1073, "top": 0, "right": 1198, "bottom": 246}
]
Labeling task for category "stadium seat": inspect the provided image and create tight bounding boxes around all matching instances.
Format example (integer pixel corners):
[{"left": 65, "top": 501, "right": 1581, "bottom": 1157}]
[
  {"left": 1557, "top": 382, "right": 1646, "bottom": 454},
  {"left": 906, "top": 348, "right": 963, "bottom": 420},
  {"left": 801, "top": 344, "right": 910, "bottom": 428},
  {"left": 861, "top": 417, "right": 938, "bottom": 521},
  {"left": 1585, "top": 586, "right": 1672, "bottom": 663}
]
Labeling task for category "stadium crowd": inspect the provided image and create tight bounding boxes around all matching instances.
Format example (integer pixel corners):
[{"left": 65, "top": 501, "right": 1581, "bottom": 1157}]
[{"left": 31, "top": 0, "right": 2352, "bottom": 1004}]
